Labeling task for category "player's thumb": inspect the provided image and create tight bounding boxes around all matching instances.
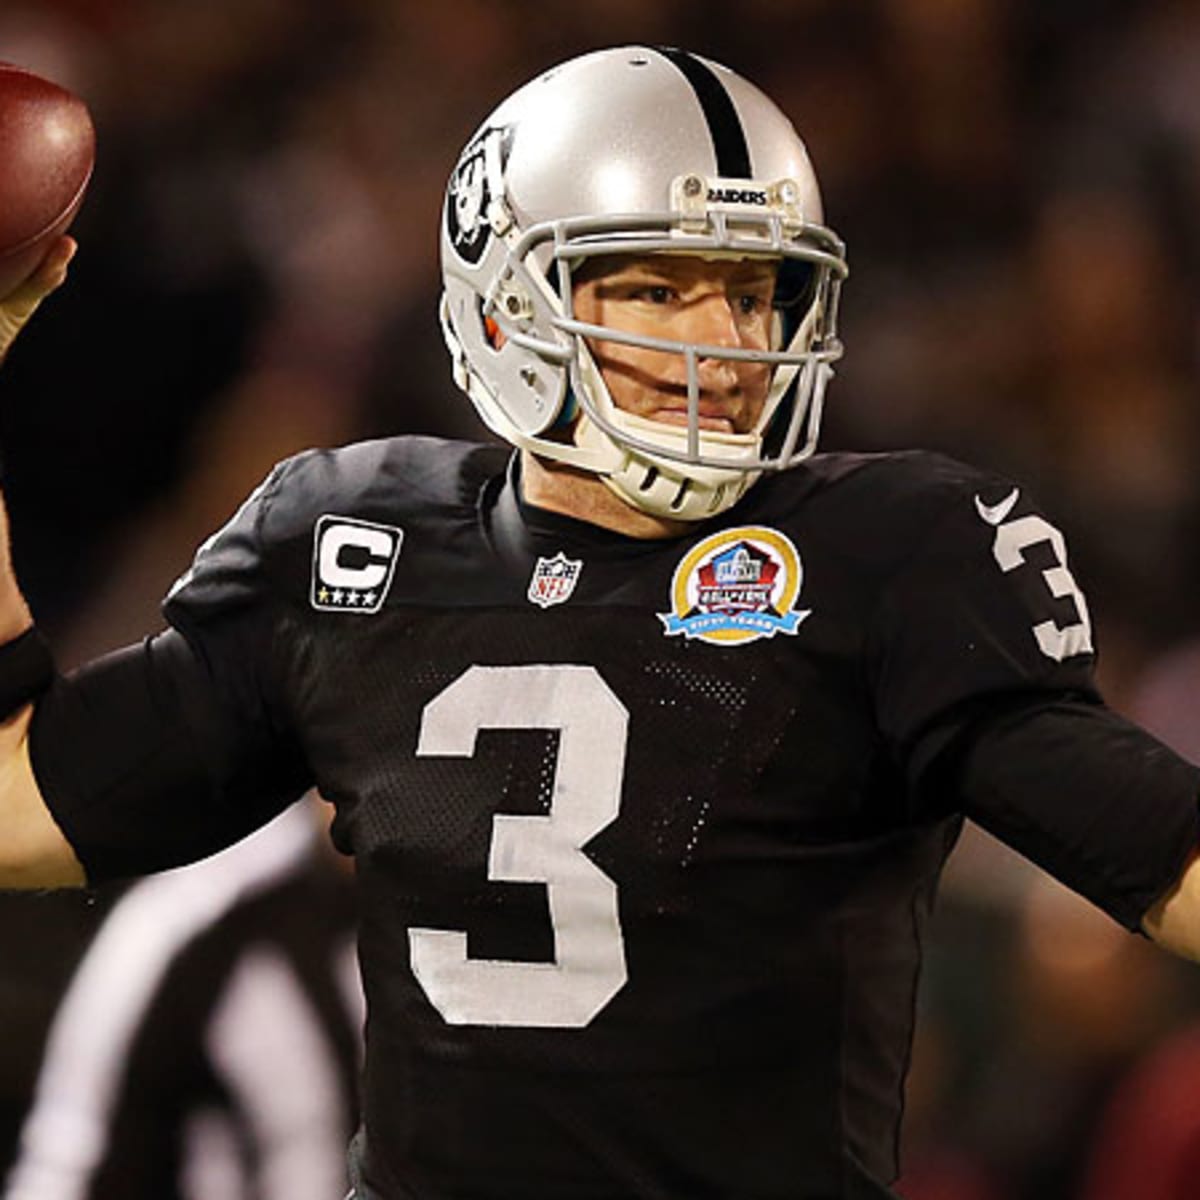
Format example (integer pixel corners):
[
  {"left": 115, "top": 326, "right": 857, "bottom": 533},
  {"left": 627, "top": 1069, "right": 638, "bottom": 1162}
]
[{"left": 0, "top": 237, "right": 76, "bottom": 362}]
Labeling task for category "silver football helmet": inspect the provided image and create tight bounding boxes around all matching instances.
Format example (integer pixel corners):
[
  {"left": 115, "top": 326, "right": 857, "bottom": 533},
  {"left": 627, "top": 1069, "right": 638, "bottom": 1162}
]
[{"left": 440, "top": 46, "right": 848, "bottom": 520}]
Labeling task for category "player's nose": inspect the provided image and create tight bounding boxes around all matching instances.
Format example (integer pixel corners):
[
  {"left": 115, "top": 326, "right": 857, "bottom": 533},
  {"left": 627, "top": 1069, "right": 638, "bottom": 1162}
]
[
  {"left": 685, "top": 295, "right": 741, "bottom": 393},
  {"left": 690, "top": 292, "right": 742, "bottom": 350},
  {"left": 685, "top": 301, "right": 740, "bottom": 392}
]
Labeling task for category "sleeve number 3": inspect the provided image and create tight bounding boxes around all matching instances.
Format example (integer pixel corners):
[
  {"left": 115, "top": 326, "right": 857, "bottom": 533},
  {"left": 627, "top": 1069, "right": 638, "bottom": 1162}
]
[
  {"left": 980, "top": 496, "right": 1094, "bottom": 662},
  {"left": 409, "top": 665, "right": 629, "bottom": 1028}
]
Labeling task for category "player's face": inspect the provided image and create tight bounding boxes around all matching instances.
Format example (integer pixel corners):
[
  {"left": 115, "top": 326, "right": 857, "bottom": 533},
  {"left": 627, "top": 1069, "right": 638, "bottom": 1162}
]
[{"left": 571, "top": 254, "right": 778, "bottom": 434}]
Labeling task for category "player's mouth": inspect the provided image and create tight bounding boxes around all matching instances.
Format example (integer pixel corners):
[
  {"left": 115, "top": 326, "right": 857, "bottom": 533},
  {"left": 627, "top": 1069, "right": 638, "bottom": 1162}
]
[{"left": 649, "top": 409, "right": 737, "bottom": 433}]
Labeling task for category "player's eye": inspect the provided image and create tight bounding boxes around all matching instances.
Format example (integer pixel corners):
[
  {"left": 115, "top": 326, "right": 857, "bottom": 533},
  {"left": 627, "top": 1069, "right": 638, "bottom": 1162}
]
[
  {"left": 631, "top": 284, "right": 675, "bottom": 304},
  {"left": 735, "top": 292, "right": 769, "bottom": 316}
]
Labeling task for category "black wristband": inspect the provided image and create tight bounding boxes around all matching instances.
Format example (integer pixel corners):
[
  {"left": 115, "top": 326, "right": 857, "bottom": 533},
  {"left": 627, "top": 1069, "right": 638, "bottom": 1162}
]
[{"left": 0, "top": 627, "right": 55, "bottom": 719}]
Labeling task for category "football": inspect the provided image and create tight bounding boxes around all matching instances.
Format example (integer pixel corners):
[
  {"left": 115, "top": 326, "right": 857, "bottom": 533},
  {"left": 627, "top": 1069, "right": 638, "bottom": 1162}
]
[{"left": 0, "top": 62, "right": 94, "bottom": 297}]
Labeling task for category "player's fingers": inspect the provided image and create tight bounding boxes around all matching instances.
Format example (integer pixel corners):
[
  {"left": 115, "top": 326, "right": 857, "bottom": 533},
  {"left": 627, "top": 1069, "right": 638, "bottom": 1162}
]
[
  {"left": 0, "top": 238, "right": 76, "bottom": 361},
  {"left": 33, "top": 236, "right": 76, "bottom": 287},
  {"left": 7, "top": 237, "right": 77, "bottom": 304}
]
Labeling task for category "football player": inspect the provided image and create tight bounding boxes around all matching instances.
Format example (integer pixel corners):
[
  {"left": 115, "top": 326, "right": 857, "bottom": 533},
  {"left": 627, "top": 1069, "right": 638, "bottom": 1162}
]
[{"left": 1, "top": 46, "right": 1199, "bottom": 1200}]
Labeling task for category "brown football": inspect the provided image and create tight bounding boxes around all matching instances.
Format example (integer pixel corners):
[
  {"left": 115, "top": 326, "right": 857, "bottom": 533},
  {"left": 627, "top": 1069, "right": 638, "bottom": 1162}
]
[{"left": 0, "top": 62, "right": 94, "bottom": 297}]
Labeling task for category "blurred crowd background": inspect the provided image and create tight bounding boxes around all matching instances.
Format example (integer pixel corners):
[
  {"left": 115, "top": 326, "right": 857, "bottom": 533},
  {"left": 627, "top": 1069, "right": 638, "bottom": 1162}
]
[{"left": 1, "top": 1, "right": 1199, "bottom": 1197}]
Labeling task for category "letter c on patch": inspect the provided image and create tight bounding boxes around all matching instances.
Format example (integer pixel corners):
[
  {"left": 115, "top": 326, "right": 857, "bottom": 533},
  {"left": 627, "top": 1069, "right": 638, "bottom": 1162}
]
[{"left": 319, "top": 525, "right": 395, "bottom": 589}]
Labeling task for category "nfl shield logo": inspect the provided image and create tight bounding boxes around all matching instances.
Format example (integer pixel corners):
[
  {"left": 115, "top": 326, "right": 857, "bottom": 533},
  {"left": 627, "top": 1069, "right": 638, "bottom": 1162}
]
[{"left": 528, "top": 552, "right": 583, "bottom": 608}]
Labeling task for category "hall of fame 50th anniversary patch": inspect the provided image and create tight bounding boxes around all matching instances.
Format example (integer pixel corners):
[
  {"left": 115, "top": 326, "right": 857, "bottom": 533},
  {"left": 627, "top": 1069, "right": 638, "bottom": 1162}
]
[{"left": 659, "top": 526, "right": 811, "bottom": 646}]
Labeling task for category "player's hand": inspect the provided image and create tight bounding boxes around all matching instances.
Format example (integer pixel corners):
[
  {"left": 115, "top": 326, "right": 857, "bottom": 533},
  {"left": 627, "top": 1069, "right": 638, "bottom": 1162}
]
[{"left": 0, "top": 237, "right": 76, "bottom": 362}]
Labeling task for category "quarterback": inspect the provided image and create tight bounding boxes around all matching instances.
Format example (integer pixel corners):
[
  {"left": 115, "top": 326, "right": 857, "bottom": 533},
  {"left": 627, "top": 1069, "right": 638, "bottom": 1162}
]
[{"left": 1, "top": 46, "right": 1200, "bottom": 1200}]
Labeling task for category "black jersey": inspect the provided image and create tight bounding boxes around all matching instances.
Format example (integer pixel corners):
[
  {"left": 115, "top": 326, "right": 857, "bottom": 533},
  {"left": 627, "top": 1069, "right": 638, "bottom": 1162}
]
[{"left": 32, "top": 438, "right": 1200, "bottom": 1199}]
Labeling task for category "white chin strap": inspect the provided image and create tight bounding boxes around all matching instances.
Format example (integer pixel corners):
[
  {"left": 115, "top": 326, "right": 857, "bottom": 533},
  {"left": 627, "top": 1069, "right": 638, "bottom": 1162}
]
[{"left": 574, "top": 411, "right": 762, "bottom": 521}]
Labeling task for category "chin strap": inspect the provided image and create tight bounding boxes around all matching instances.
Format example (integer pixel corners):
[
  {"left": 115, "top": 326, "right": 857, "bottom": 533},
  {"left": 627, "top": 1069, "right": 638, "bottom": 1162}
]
[{"left": 575, "top": 415, "right": 759, "bottom": 521}]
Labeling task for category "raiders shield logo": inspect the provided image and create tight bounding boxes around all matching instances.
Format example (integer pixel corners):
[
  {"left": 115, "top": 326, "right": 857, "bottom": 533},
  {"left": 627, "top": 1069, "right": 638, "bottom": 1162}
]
[{"left": 445, "top": 125, "right": 512, "bottom": 266}]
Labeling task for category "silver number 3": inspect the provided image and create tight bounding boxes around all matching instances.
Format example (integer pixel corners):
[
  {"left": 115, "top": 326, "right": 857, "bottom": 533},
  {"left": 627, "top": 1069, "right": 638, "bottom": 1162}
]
[
  {"left": 984, "top": 508, "right": 1094, "bottom": 662},
  {"left": 409, "top": 664, "right": 629, "bottom": 1027}
]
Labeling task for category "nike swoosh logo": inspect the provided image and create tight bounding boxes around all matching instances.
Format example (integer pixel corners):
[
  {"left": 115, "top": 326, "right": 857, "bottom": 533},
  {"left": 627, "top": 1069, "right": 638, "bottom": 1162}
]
[{"left": 974, "top": 487, "right": 1020, "bottom": 526}]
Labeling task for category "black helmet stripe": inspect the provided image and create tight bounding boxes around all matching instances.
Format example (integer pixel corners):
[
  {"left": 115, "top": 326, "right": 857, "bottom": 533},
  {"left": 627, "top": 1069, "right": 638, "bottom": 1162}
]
[{"left": 654, "top": 46, "right": 752, "bottom": 179}]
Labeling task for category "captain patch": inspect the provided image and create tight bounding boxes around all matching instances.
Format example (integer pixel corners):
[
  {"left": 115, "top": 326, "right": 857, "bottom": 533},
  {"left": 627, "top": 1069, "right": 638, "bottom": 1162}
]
[{"left": 311, "top": 515, "right": 404, "bottom": 614}]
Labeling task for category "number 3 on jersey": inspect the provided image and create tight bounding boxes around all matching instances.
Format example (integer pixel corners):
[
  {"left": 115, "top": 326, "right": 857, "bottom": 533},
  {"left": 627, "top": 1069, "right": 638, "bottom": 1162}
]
[
  {"left": 977, "top": 489, "right": 1094, "bottom": 661},
  {"left": 409, "top": 665, "right": 629, "bottom": 1027}
]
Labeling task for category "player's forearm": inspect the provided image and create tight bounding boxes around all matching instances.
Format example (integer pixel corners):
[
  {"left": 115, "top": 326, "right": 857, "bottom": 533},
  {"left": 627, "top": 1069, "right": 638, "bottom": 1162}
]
[
  {"left": 0, "top": 493, "right": 35, "bottom": 643},
  {"left": 0, "top": 704, "right": 86, "bottom": 888},
  {"left": 0, "top": 247, "right": 65, "bottom": 636},
  {"left": 0, "top": 490, "right": 84, "bottom": 886},
  {"left": 1143, "top": 848, "right": 1200, "bottom": 962},
  {"left": 0, "top": 239, "right": 90, "bottom": 886},
  {"left": 0, "top": 465, "right": 77, "bottom": 883}
]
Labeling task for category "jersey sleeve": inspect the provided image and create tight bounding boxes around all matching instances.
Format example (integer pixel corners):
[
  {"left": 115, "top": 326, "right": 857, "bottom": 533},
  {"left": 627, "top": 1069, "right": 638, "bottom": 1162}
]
[
  {"left": 869, "top": 474, "right": 1099, "bottom": 761},
  {"left": 31, "top": 459, "right": 314, "bottom": 883},
  {"left": 868, "top": 469, "right": 1200, "bottom": 927},
  {"left": 947, "top": 696, "right": 1200, "bottom": 929}
]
